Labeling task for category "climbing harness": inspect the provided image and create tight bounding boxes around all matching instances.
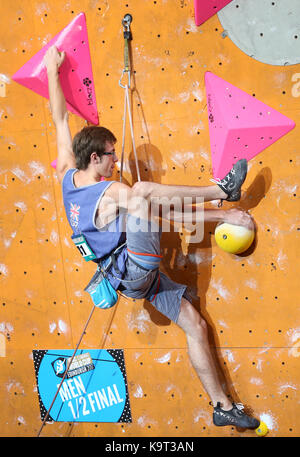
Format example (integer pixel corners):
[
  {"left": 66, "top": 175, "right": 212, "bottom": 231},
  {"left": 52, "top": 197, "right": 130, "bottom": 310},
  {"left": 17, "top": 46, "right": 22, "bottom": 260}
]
[
  {"left": 95, "top": 242, "right": 157, "bottom": 286},
  {"left": 119, "top": 14, "right": 141, "bottom": 182}
]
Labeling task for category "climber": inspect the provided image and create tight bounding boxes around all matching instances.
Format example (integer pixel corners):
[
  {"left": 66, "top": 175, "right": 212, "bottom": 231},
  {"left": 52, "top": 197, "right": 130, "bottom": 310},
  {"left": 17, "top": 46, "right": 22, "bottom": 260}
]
[{"left": 43, "top": 45, "right": 259, "bottom": 429}]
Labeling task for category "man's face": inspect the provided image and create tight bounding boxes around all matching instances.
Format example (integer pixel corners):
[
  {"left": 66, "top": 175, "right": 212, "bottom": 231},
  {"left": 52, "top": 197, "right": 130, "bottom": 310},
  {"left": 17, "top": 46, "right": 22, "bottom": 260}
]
[{"left": 100, "top": 141, "right": 118, "bottom": 178}]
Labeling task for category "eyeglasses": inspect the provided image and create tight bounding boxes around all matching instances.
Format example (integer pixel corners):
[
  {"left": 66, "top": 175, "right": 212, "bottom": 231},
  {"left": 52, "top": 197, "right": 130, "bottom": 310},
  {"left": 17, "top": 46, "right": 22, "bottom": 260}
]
[{"left": 102, "top": 152, "right": 117, "bottom": 157}]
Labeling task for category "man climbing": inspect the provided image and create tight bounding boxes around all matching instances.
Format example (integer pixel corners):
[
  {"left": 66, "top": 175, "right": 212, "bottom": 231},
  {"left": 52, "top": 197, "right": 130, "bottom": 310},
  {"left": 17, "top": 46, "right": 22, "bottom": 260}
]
[{"left": 44, "top": 45, "right": 260, "bottom": 430}]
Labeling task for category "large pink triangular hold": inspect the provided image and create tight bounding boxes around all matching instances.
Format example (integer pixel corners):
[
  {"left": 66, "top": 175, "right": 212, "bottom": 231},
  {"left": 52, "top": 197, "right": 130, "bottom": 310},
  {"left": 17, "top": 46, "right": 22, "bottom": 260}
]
[
  {"left": 205, "top": 72, "right": 295, "bottom": 179},
  {"left": 12, "top": 13, "right": 99, "bottom": 125},
  {"left": 194, "top": 0, "right": 233, "bottom": 26}
]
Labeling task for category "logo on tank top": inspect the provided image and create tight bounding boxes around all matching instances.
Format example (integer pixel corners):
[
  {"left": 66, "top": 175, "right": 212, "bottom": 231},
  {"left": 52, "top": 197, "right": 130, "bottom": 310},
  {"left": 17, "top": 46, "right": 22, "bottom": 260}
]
[{"left": 70, "top": 203, "right": 80, "bottom": 228}]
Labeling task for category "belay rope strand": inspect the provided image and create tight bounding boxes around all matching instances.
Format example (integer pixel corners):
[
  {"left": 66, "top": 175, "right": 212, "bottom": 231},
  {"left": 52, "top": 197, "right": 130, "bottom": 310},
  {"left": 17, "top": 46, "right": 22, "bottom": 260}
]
[
  {"left": 119, "top": 14, "right": 141, "bottom": 183},
  {"left": 37, "top": 303, "right": 96, "bottom": 437},
  {"left": 36, "top": 299, "right": 120, "bottom": 436}
]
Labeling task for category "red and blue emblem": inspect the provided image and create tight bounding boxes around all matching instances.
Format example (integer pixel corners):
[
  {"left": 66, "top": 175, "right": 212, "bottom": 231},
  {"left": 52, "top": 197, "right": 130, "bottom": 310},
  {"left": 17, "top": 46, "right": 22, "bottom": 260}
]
[{"left": 70, "top": 203, "right": 80, "bottom": 227}]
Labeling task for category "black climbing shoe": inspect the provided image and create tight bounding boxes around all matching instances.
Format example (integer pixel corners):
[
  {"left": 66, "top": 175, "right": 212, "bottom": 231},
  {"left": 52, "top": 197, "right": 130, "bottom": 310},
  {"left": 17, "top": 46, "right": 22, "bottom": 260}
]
[
  {"left": 213, "top": 402, "right": 260, "bottom": 429},
  {"left": 211, "top": 158, "right": 248, "bottom": 205}
]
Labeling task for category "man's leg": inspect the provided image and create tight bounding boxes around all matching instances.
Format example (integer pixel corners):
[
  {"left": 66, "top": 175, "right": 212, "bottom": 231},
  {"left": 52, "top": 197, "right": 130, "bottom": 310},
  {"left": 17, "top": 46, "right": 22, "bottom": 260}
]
[
  {"left": 176, "top": 298, "right": 232, "bottom": 409},
  {"left": 130, "top": 159, "right": 248, "bottom": 205},
  {"left": 131, "top": 181, "right": 227, "bottom": 204},
  {"left": 177, "top": 298, "right": 260, "bottom": 429}
]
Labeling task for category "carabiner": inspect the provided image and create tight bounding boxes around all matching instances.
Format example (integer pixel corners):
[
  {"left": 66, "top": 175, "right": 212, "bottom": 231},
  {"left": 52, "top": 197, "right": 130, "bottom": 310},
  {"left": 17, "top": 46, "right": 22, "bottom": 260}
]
[{"left": 122, "top": 14, "right": 133, "bottom": 39}]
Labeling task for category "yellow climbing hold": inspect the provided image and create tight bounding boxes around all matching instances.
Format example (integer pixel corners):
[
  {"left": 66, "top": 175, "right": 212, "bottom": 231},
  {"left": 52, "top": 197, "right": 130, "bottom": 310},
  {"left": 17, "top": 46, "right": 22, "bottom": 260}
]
[
  {"left": 215, "top": 222, "right": 255, "bottom": 254},
  {"left": 255, "top": 421, "right": 268, "bottom": 437}
]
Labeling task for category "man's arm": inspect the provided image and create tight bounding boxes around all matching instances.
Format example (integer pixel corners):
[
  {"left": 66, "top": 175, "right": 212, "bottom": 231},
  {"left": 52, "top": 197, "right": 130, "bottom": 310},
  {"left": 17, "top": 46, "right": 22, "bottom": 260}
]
[
  {"left": 168, "top": 206, "right": 253, "bottom": 228},
  {"left": 43, "top": 46, "right": 76, "bottom": 183}
]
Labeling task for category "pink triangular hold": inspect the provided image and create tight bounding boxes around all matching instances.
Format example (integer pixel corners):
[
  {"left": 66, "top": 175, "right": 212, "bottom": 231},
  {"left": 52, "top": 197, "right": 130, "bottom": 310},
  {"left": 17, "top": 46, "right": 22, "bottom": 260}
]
[
  {"left": 12, "top": 13, "right": 99, "bottom": 125},
  {"left": 194, "top": 0, "right": 233, "bottom": 26},
  {"left": 205, "top": 72, "right": 295, "bottom": 179}
]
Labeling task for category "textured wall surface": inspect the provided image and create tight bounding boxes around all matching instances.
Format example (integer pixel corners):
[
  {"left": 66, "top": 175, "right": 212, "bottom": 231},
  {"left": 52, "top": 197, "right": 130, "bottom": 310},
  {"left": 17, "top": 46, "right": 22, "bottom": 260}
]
[{"left": 0, "top": 0, "right": 299, "bottom": 437}]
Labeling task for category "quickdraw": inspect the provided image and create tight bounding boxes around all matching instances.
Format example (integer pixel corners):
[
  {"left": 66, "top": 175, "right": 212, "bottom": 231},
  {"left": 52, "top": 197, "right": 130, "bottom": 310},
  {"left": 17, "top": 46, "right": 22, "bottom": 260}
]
[
  {"left": 119, "top": 14, "right": 141, "bottom": 183},
  {"left": 119, "top": 14, "right": 133, "bottom": 89}
]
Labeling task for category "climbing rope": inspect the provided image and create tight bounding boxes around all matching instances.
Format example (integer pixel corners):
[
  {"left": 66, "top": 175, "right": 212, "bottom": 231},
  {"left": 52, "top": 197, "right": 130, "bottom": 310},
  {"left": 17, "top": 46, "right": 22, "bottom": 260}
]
[
  {"left": 119, "top": 14, "right": 141, "bottom": 182},
  {"left": 36, "top": 303, "right": 96, "bottom": 436},
  {"left": 36, "top": 296, "right": 121, "bottom": 436}
]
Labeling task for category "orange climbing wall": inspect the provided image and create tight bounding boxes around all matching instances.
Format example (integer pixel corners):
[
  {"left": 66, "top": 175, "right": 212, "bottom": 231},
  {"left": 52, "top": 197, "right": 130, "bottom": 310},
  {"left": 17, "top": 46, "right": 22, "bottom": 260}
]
[{"left": 0, "top": 0, "right": 299, "bottom": 438}]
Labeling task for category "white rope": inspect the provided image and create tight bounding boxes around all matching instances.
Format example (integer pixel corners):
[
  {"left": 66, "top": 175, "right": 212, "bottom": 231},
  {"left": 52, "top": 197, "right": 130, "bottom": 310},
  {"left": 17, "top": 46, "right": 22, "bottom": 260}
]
[
  {"left": 120, "top": 86, "right": 127, "bottom": 182},
  {"left": 37, "top": 304, "right": 96, "bottom": 437},
  {"left": 126, "top": 84, "right": 140, "bottom": 182},
  {"left": 119, "top": 83, "right": 141, "bottom": 183}
]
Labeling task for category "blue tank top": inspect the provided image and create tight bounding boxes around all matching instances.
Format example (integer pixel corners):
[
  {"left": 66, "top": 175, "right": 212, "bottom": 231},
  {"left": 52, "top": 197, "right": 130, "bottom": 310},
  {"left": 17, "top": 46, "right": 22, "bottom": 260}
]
[{"left": 62, "top": 169, "right": 128, "bottom": 289}]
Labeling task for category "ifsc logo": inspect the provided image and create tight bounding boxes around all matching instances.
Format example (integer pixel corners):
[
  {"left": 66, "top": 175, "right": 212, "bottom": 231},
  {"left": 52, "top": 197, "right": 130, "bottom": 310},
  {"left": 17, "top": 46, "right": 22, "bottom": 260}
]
[{"left": 52, "top": 357, "right": 67, "bottom": 378}]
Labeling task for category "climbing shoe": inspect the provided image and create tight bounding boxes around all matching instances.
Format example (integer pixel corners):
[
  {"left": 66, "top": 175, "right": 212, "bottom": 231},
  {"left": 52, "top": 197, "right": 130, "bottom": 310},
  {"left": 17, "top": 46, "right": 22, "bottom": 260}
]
[
  {"left": 211, "top": 158, "right": 248, "bottom": 205},
  {"left": 213, "top": 402, "right": 260, "bottom": 429}
]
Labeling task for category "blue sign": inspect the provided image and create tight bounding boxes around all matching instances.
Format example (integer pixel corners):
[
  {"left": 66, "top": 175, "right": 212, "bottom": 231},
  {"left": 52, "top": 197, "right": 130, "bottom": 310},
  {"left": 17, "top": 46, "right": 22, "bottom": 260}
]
[{"left": 33, "top": 349, "right": 132, "bottom": 423}]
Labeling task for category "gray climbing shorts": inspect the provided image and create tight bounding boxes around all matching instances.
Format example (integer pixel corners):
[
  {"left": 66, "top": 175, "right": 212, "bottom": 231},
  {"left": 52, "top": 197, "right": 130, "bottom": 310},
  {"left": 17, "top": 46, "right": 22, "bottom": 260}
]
[{"left": 118, "top": 215, "right": 189, "bottom": 323}]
